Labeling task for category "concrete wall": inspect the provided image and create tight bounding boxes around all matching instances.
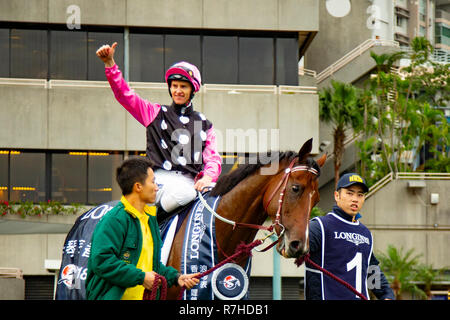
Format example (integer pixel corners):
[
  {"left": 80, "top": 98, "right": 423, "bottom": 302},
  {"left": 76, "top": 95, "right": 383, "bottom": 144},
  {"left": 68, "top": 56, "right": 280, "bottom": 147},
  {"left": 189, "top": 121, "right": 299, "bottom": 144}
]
[
  {"left": 0, "top": 233, "right": 67, "bottom": 275},
  {"left": 0, "top": 214, "right": 79, "bottom": 275},
  {"left": 0, "top": 278, "right": 25, "bottom": 300},
  {"left": 305, "top": 0, "right": 373, "bottom": 73},
  {"left": 0, "top": 80, "right": 320, "bottom": 154},
  {"left": 0, "top": 0, "right": 318, "bottom": 32},
  {"left": 363, "top": 179, "right": 450, "bottom": 268},
  {"left": 317, "top": 45, "right": 402, "bottom": 90}
]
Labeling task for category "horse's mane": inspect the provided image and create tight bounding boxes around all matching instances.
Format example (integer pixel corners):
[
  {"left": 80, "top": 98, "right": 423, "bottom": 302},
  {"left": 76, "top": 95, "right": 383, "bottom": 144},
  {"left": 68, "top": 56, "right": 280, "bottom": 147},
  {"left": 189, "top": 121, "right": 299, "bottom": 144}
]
[{"left": 210, "top": 151, "right": 321, "bottom": 197}]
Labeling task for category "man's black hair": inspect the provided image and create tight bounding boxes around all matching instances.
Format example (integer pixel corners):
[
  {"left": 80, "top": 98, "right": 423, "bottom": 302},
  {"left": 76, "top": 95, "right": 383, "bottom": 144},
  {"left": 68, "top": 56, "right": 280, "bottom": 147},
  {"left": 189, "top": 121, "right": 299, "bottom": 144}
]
[{"left": 116, "top": 157, "right": 155, "bottom": 196}]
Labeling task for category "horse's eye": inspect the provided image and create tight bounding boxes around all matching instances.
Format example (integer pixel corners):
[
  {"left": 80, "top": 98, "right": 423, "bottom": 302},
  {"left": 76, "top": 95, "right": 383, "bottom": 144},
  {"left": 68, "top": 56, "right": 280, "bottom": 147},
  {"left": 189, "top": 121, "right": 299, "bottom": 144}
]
[{"left": 292, "top": 185, "right": 300, "bottom": 193}]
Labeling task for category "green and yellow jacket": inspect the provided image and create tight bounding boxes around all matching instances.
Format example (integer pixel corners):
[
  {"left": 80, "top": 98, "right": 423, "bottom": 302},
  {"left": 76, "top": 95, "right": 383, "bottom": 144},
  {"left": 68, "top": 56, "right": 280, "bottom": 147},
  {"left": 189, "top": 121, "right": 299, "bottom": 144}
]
[{"left": 85, "top": 199, "right": 179, "bottom": 300}]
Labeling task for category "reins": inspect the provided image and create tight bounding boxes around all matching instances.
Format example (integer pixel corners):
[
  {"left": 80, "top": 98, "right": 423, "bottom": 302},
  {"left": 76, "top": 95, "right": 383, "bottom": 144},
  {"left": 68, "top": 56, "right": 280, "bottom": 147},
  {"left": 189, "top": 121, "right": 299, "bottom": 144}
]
[{"left": 198, "top": 157, "right": 320, "bottom": 250}]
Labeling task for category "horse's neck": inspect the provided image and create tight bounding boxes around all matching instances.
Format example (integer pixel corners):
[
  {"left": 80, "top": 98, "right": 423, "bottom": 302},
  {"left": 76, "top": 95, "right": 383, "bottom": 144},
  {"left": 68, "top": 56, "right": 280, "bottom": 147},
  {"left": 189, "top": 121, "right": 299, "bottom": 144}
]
[
  {"left": 215, "top": 172, "right": 275, "bottom": 258},
  {"left": 221, "top": 173, "right": 270, "bottom": 220}
]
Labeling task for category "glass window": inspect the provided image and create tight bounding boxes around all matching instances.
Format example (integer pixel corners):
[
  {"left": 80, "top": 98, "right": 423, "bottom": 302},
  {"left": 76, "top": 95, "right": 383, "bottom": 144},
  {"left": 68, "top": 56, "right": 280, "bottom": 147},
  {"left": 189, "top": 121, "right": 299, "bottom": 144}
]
[
  {"left": 203, "top": 36, "right": 238, "bottom": 84},
  {"left": 129, "top": 33, "right": 164, "bottom": 82},
  {"left": 443, "top": 26, "right": 450, "bottom": 38},
  {"left": 10, "top": 152, "right": 46, "bottom": 202},
  {"left": 0, "top": 152, "right": 8, "bottom": 201},
  {"left": 52, "top": 153, "right": 87, "bottom": 204},
  {"left": 419, "top": 0, "right": 427, "bottom": 15},
  {"left": 164, "top": 34, "right": 201, "bottom": 73},
  {"left": 87, "top": 32, "right": 124, "bottom": 80},
  {"left": 239, "top": 37, "right": 274, "bottom": 85},
  {"left": 10, "top": 29, "right": 48, "bottom": 79},
  {"left": 276, "top": 37, "right": 298, "bottom": 86},
  {"left": 88, "top": 153, "right": 122, "bottom": 204},
  {"left": 0, "top": 29, "right": 9, "bottom": 77},
  {"left": 50, "top": 30, "right": 87, "bottom": 80},
  {"left": 419, "top": 26, "right": 427, "bottom": 37}
]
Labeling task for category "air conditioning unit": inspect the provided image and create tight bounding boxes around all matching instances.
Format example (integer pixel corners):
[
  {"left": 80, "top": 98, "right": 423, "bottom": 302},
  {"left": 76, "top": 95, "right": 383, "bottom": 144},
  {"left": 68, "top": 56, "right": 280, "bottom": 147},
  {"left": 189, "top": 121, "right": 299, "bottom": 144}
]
[{"left": 407, "top": 180, "right": 426, "bottom": 189}]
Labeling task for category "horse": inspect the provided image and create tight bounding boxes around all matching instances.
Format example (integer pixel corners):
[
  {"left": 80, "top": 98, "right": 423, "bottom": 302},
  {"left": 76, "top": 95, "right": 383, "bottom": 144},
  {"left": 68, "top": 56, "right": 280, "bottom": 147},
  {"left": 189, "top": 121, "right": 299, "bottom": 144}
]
[{"left": 165, "top": 138, "right": 327, "bottom": 299}]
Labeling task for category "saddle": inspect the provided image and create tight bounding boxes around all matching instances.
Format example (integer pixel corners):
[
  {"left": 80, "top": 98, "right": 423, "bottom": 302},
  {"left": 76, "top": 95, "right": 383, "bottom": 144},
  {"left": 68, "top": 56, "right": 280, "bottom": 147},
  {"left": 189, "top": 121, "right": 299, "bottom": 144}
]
[
  {"left": 158, "top": 199, "right": 194, "bottom": 239},
  {"left": 158, "top": 190, "right": 219, "bottom": 266}
]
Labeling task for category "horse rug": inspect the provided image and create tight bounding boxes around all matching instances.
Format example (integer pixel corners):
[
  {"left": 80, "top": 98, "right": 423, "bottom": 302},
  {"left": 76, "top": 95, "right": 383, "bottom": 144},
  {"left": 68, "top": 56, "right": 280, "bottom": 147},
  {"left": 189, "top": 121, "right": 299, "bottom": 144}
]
[
  {"left": 160, "top": 194, "right": 251, "bottom": 300},
  {"left": 55, "top": 200, "right": 119, "bottom": 300}
]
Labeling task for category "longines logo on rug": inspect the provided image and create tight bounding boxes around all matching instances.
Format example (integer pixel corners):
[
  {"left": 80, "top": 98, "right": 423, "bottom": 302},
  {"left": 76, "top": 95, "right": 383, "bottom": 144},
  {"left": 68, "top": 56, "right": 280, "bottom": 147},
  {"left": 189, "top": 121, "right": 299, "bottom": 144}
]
[{"left": 334, "top": 231, "right": 370, "bottom": 246}]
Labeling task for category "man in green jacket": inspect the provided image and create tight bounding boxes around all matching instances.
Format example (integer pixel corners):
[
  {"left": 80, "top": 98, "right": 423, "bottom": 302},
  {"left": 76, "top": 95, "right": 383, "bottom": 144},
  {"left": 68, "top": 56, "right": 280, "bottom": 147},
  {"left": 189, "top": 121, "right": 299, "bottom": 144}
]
[{"left": 86, "top": 157, "right": 199, "bottom": 300}]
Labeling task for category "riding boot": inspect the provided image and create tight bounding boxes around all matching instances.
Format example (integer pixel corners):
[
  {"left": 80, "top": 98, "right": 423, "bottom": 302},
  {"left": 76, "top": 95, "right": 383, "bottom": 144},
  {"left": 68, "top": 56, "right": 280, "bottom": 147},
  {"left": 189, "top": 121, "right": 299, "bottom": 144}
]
[{"left": 156, "top": 206, "right": 172, "bottom": 224}]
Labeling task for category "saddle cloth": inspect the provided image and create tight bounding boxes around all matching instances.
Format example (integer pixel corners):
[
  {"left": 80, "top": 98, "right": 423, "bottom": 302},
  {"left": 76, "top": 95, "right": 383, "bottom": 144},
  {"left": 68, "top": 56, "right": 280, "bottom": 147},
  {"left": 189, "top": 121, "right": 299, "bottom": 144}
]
[
  {"left": 159, "top": 193, "right": 220, "bottom": 300},
  {"left": 159, "top": 193, "right": 252, "bottom": 300}
]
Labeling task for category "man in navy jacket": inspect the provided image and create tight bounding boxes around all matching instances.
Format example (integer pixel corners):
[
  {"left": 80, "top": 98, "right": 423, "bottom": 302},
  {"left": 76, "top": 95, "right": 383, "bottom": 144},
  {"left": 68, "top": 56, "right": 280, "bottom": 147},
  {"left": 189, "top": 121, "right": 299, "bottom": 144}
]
[{"left": 305, "top": 173, "right": 394, "bottom": 300}]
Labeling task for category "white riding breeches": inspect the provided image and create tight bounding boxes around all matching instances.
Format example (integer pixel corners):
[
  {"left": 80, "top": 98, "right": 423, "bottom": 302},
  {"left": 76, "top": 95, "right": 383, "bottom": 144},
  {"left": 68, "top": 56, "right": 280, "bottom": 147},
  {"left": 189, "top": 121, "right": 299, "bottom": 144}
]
[{"left": 154, "top": 169, "right": 197, "bottom": 212}]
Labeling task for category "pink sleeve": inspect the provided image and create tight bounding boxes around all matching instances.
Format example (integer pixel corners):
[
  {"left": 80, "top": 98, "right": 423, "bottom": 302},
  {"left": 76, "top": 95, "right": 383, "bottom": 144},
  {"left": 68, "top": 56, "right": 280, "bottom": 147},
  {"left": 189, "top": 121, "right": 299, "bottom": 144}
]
[
  {"left": 202, "top": 126, "right": 222, "bottom": 182},
  {"left": 105, "top": 64, "right": 160, "bottom": 127}
]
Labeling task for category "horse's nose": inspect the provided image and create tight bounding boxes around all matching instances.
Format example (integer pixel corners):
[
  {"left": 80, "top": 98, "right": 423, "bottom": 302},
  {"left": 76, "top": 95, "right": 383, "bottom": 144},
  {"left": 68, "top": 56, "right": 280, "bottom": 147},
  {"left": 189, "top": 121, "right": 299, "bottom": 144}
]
[
  {"left": 288, "top": 240, "right": 309, "bottom": 257},
  {"left": 289, "top": 240, "right": 302, "bottom": 254}
]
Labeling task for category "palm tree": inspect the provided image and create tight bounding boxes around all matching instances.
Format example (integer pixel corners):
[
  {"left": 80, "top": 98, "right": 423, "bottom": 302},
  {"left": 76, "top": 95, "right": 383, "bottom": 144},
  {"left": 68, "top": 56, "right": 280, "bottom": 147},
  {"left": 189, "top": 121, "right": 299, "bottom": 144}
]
[
  {"left": 415, "top": 264, "right": 446, "bottom": 300},
  {"left": 319, "top": 80, "right": 363, "bottom": 188},
  {"left": 409, "top": 36, "right": 434, "bottom": 67},
  {"left": 377, "top": 245, "right": 425, "bottom": 299},
  {"left": 369, "top": 50, "right": 406, "bottom": 175}
]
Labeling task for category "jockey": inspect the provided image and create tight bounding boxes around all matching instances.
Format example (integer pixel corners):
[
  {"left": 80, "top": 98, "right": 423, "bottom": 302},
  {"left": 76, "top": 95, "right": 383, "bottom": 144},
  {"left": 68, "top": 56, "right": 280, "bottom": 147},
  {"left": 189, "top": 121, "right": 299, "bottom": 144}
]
[{"left": 96, "top": 42, "right": 222, "bottom": 215}]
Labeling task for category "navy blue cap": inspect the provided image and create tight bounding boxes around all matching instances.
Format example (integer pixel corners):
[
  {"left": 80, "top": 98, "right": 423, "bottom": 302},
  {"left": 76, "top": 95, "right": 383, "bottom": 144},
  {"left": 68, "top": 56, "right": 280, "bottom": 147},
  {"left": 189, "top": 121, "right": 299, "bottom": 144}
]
[{"left": 336, "top": 173, "right": 369, "bottom": 193}]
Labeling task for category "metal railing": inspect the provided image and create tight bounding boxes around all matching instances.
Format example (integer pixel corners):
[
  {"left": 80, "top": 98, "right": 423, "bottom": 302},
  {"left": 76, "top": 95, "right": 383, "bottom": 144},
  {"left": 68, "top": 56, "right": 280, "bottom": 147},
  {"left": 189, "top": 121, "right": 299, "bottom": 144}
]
[
  {"left": 316, "top": 39, "right": 400, "bottom": 83},
  {"left": 298, "top": 67, "right": 317, "bottom": 78},
  {"left": 366, "top": 171, "right": 450, "bottom": 199},
  {"left": 400, "top": 47, "right": 450, "bottom": 64},
  {"left": 0, "top": 78, "right": 318, "bottom": 95},
  {"left": 0, "top": 268, "right": 23, "bottom": 279}
]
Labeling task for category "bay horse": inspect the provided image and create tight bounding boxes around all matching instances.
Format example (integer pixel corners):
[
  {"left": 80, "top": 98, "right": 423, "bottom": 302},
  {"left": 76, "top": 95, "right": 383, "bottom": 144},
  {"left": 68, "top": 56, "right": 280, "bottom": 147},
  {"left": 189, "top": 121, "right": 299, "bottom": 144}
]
[{"left": 165, "top": 138, "right": 327, "bottom": 299}]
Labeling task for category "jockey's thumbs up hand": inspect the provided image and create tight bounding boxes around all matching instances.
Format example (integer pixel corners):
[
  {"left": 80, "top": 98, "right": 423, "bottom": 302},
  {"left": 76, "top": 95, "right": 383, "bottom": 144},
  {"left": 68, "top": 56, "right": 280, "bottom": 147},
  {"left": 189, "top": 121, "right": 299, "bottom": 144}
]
[{"left": 96, "top": 42, "right": 117, "bottom": 67}]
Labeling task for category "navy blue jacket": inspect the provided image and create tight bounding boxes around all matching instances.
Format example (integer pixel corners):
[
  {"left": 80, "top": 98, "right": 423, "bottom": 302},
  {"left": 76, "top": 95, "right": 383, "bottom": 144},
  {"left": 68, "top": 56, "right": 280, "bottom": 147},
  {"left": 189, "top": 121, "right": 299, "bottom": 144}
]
[{"left": 306, "top": 205, "right": 395, "bottom": 300}]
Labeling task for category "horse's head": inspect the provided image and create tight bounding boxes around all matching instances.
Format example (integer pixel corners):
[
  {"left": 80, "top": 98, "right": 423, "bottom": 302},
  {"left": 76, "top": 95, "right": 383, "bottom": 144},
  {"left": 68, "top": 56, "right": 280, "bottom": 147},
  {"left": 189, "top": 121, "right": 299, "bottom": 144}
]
[{"left": 264, "top": 138, "right": 327, "bottom": 259}]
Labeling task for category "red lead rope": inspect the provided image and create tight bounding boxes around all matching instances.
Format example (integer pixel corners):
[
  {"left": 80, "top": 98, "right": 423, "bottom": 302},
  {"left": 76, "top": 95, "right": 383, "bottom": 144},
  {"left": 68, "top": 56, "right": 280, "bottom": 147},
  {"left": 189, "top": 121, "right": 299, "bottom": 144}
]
[
  {"left": 295, "top": 254, "right": 368, "bottom": 300},
  {"left": 141, "top": 240, "right": 263, "bottom": 300},
  {"left": 143, "top": 273, "right": 168, "bottom": 300},
  {"left": 176, "top": 239, "right": 263, "bottom": 300},
  {"left": 143, "top": 242, "right": 368, "bottom": 300}
]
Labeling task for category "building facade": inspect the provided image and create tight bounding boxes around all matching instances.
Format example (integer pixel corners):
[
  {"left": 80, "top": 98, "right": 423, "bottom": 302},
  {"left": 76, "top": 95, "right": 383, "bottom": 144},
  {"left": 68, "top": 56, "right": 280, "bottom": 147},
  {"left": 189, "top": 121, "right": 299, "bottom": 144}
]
[
  {"left": 0, "top": 0, "right": 320, "bottom": 299},
  {"left": 304, "top": 0, "right": 449, "bottom": 299}
]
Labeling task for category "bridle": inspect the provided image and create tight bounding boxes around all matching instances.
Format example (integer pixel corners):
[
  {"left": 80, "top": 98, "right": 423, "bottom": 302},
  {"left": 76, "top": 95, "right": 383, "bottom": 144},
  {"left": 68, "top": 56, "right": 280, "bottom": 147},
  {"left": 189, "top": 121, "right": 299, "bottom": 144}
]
[
  {"left": 198, "top": 156, "right": 319, "bottom": 251},
  {"left": 262, "top": 157, "right": 319, "bottom": 239}
]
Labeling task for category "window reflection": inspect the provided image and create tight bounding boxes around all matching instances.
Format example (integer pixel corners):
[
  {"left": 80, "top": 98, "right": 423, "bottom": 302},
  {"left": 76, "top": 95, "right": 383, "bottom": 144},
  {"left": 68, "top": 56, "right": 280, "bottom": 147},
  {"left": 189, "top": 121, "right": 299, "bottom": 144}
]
[
  {"left": 203, "top": 36, "right": 238, "bottom": 84},
  {"left": 50, "top": 30, "right": 87, "bottom": 80},
  {"left": 10, "top": 152, "right": 46, "bottom": 202},
  {"left": 164, "top": 34, "right": 201, "bottom": 73},
  {"left": 239, "top": 37, "right": 274, "bottom": 85},
  {"left": 52, "top": 153, "right": 87, "bottom": 203},
  {"left": 0, "top": 29, "right": 9, "bottom": 77},
  {"left": 276, "top": 37, "right": 298, "bottom": 86},
  {"left": 88, "top": 153, "right": 122, "bottom": 204},
  {"left": 130, "top": 33, "right": 164, "bottom": 82},
  {"left": 87, "top": 32, "right": 124, "bottom": 80},
  {"left": 1, "top": 26, "right": 300, "bottom": 85},
  {"left": 10, "top": 29, "right": 48, "bottom": 79},
  {"left": 0, "top": 153, "right": 8, "bottom": 201}
]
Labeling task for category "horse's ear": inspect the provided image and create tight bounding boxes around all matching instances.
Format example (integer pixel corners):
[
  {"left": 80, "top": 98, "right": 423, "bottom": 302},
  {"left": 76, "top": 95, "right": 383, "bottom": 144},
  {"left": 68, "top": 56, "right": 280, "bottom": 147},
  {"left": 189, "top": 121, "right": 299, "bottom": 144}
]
[
  {"left": 298, "top": 138, "right": 313, "bottom": 162},
  {"left": 316, "top": 153, "right": 327, "bottom": 168}
]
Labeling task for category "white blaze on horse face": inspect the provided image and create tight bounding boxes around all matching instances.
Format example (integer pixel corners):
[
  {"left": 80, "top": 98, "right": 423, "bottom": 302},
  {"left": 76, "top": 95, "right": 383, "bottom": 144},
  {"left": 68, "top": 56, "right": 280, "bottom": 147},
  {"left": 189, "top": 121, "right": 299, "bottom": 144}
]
[
  {"left": 304, "top": 224, "right": 309, "bottom": 253},
  {"left": 304, "top": 190, "right": 315, "bottom": 253}
]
